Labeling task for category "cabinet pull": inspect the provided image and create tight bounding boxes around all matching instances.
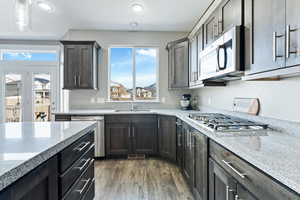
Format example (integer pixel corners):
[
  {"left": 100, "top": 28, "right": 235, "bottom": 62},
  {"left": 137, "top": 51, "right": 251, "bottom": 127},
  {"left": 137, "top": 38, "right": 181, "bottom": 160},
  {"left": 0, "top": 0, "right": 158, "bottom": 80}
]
[
  {"left": 132, "top": 127, "right": 135, "bottom": 137},
  {"left": 75, "top": 158, "right": 91, "bottom": 171},
  {"left": 74, "top": 75, "right": 77, "bottom": 86},
  {"left": 128, "top": 127, "right": 131, "bottom": 138},
  {"left": 226, "top": 186, "right": 235, "bottom": 200},
  {"left": 78, "top": 75, "right": 81, "bottom": 86},
  {"left": 158, "top": 118, "right": 160, "bottom": 129},
  {"left": 74, "top": 141, "right": 90, "bottom": 152},
  {"left": 235, "top": 195, "right": 242, "bottom": 200},
  {"left": 222, "top": 160, "right": 246, "bottom": 179},
  {"left": 272, "top": 32, "right": 284, "bottom": 61},
  {"left": 75, "top": 178, "right": 91, "bottom": 194},
  {"left": 286, "top": 25, "right": 297, "bottom": 58}
]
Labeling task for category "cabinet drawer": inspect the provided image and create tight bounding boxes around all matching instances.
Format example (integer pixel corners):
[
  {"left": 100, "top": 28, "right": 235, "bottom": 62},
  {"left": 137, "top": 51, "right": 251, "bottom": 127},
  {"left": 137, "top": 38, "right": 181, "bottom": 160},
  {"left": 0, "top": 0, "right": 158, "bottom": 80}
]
[
  {"left": 81, "top": 179, "right": 95, "bottom": 200},
  {"left": 59, "top": 132, "right": 94, "bottom": 173},
  {"left": 63, "top": 159, "right": 94, "bottom": 200},
  {"left": 209, "top": 141, "right": 298, "bottom": 200},
  {"left": 60, "top": 145, "right": 94, "bottom": 197}
]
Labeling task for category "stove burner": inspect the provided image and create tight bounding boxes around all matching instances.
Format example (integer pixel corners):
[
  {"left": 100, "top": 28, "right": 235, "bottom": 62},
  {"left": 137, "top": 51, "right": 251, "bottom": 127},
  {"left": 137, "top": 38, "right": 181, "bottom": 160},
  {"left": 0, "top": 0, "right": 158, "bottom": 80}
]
[{"left": 188, "top": 113, "right": 268, "bottom": 133}]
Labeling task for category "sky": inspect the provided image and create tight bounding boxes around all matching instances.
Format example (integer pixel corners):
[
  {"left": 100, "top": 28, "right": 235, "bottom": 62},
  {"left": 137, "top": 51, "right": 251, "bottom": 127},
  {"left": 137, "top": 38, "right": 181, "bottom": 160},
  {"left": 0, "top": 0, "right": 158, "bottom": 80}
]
[
  {"left": 2, "top": 52, "right": 57, "bottom": 61},
  {"left": 110, "top": 47, "right": 157, "bottom": 89}
]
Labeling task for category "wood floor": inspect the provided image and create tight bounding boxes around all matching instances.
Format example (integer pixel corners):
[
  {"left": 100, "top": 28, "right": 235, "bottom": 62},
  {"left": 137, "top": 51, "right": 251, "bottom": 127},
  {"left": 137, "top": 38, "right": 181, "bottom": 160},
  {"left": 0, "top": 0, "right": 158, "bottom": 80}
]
[{"left": 94, "top": 158, "right": 194, "bottom": 200}]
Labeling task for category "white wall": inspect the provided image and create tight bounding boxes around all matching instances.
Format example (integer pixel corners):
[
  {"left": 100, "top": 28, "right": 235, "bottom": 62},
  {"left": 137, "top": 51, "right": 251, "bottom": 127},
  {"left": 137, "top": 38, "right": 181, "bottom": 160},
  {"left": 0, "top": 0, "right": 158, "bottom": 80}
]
[
  {"left": 63, "top": 30, "right": 189, "bottom": 109},
  {"left": 192, "top": 76, "right": 300, "bottom": 122}
]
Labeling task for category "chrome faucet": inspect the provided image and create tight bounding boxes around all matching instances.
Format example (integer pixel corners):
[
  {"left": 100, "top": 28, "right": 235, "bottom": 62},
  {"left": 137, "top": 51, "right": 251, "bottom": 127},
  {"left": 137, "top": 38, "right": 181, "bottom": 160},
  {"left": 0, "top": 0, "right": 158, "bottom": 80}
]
[{"left": 130, "top": 102, "right": 137, "bottom": 111}]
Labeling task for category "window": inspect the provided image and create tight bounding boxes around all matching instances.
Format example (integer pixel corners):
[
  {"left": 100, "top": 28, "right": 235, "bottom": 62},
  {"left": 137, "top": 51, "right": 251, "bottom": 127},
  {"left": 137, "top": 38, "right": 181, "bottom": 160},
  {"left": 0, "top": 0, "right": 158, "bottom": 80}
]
[
  {"left": 109, "top": 47, "right": 158, "bottom": 101},
  {"left": 1, "top": 50, "right": 58, "bottom": 61}
]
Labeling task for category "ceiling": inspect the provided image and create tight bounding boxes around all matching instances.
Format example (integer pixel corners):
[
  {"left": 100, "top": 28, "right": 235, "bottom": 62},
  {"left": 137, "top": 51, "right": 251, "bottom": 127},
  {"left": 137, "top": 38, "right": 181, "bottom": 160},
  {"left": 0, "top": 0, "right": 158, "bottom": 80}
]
[{"left": 0, "top": 0, "right": 212, "bottom": 40}]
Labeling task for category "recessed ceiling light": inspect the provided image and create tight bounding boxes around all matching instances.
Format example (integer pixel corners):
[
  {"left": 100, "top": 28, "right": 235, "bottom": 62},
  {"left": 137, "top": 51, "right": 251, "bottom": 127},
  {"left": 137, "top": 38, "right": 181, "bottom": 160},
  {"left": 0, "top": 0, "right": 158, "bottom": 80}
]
[
  {"left": 131, "top": 3, "right": 144, "bottom": 13},
  {"left": 36, "top": 0, "right": 55, "bottom": 13}
]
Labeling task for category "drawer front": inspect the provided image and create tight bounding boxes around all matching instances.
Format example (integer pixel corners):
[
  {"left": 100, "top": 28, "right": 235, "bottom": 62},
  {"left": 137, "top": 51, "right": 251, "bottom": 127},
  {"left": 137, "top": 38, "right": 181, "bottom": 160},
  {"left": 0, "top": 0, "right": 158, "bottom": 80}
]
[
  {"left": 81, "top": 179, "right": 95, "bottom": 200},
  {"left": 105, "top": 114, "right": 156, "bottom": 123},
  {"left": 209, "top": 141, "right": 299, "bottom": 200},
  {"left": 59, "top": 131, "right": 94, "bottom": 173},
  {"left": 63, "top": 159, "right": 94, "bottom": 200},
  {"left": 60, "top": 145, "right": 94, "bottom": 197}
]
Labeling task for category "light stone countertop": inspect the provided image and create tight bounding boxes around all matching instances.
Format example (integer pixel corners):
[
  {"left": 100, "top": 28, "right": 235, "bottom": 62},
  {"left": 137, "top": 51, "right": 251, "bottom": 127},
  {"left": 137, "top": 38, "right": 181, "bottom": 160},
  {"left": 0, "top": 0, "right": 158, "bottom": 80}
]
[
  {"left": 0, "top": 121, "right": 97, "bottom": 192},
  {"left": 53, "top": 108, "right": 300, "bottom": 195}
]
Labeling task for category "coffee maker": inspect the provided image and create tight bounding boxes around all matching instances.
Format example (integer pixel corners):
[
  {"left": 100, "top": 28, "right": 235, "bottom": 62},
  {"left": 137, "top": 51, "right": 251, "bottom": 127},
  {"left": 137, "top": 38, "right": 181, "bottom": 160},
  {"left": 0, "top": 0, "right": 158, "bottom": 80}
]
[{"left": 180, "top": 94, "right": 192, "bottom": 110}]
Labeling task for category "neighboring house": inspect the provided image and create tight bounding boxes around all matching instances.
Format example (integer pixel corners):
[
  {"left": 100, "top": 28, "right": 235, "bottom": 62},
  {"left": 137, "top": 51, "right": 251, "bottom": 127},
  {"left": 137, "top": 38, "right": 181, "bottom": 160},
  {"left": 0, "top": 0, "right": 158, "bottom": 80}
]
[{"left": 110, "top": 81, "right": 131, "bottom": 100}]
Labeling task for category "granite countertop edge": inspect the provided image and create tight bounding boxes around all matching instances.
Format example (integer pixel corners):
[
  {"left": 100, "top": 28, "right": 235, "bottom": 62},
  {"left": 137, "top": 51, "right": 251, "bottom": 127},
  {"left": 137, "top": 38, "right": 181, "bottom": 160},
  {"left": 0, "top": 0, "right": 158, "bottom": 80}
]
[{"left": 0, "top": 122, "right": 97, "bottom": 192}]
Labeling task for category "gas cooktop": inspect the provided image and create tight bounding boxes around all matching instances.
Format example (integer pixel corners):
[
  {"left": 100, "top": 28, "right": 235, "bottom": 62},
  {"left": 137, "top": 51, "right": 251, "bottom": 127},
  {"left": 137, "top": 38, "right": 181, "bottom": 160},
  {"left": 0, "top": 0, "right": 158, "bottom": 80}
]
[{"left": 188, "top": 113, "right": 268, "bottom": 135}]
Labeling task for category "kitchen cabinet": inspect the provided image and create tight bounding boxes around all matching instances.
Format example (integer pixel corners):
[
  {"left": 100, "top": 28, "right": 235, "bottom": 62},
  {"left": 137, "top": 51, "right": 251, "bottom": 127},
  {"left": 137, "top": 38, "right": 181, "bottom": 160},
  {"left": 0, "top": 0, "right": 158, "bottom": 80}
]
[
  {"left": 158, "top": 115, "right": 177, "bottom": 162},
  {"left": 204, "top": 9, "right": 220, "bottom": 48},
  {"left": 189, "top": 35, "right": 199, "bottom": 87},
  {"left": 209, "top": 140, "right": 300, "bottom": 200},
  {"left": 8, "top": 156, "right": 58, "bottom": 200},
  {"left": 176, "top": 119, "right": 184, "bottom": 168},
  {"left": 61, "top": 41, "right": 100, "bottom": 90},
  {"left": 209, "top": 158, "right": 236, "bottom": 200},
  {"left": 285, "top": 0, "right": 300, "bottom": 68},
  {"left": 132, "top": 117, "right": 158, "bottom": 155},
  {"left": 105, "top": 115, "right": 158, "bottom": 157},
  {"left": 167, "top": 38, "right": 189, "bottom": 89},
  {"left": 193, "top": 131, "right": 208, "bottom": 200},
  {"left": 245, "top": 0, "right": 286, "bottom": 75},
  {"left": 183, "top": 123, "right": 194, "bottom": 187},
  {"left": 105, "top": 121, "right": 131, "bottom": 156},
  {"left": 219, "top": 0, "right": 243, "bottom": 33}
]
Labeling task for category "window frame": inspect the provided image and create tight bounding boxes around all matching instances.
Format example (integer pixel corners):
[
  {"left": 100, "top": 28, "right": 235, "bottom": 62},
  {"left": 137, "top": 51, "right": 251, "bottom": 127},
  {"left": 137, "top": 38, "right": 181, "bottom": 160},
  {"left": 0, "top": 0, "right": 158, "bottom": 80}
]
[{"left": 108, "top": 46, "right": 160, "bottom": 103}]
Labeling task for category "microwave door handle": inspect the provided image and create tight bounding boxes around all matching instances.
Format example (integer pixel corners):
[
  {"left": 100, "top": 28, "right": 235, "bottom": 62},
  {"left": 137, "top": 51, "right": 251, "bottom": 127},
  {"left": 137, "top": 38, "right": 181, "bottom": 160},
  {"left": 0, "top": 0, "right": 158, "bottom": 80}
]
[{"left": 217, "top": 45, "right": 227, "bottom": 70}]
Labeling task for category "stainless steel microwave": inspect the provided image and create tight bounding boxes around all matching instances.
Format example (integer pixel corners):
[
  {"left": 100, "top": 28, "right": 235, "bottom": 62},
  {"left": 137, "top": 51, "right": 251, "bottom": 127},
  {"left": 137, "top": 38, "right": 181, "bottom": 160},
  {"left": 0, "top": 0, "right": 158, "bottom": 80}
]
[{"left": 199, "top": 26, "right": 244, "bottom": 80}]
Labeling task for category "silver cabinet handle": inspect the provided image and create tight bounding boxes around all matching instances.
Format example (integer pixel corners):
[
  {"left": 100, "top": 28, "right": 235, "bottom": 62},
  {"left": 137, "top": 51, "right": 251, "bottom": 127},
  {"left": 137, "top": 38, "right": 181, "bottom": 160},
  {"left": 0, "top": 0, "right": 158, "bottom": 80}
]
[
  {"left": 74, "top": 75, "right": 77, "bottom": 86},
  {"left": 235, "top": 195, "right": 243, "bottom": 200},
  {"left": 78, "top": 75, "right": 81, "bottom": 86},
  {"left": 132, "top": 127, "right": 135, "bottom": 138},
  {"left": 226, "top": 186, "right": 235, "bottom": 200},
  {"left": 286, "top": 25, "right": 297, "bottom": 58},
  {"left": 75, "top": 178, "right": 91, "bottom": 194},
  {"left": 158, "top": 118, "right": 160, "bottom": 129},
  {"left": 222, "top": 160, "right": 246, "bottom": 179},
  {"left": 128, "top": 127, "right": 131, "bottom": 138},
  {"left": 75, "top": 158, "right": 91, "bottom": 171},
  {"left": 273, "top": 32, "right": 284, "bottom": 61},
  {"left": 74, "top": 141, "right": 90, "bottom": 152}
]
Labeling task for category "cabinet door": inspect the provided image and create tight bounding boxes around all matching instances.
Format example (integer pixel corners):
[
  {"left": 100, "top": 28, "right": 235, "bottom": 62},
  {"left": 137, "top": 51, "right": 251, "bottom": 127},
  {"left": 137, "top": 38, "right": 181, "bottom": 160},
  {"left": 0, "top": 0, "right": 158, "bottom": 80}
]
[
  {"left": 183, "top": 125, "right": 194, "bottom": 187},
  {"left": 246, "top": 0, "right": 285, "bottom": 75},
  {"left": 132, "top": 118, "right": 158, "bottom": 155},
  {"left": 77, "top": 45, "right": 94, "bottom": 89},
  {"left": 204, "top": 10, "right": 220, "bottom": 48},
  {"left": 197, "top": 27, "right": 204, "bottom": 80},
  {"left": 176, "top": 119, "right": 184, "bottom": 168},
  {"left": 158, "top": 116, "right": 177, "bottom": 162},
  {"left": 194, "top": 132, "right": 208, "bottom": 200},
  {"left": 235, "top": 183, "right": 257, "bottom": 200},
  {"left": 169, "top": 40, "right": 189, "bottom": 89},
  {"left": 189, "top": 36, "right": 198, "bottom": 86},
  {"left": 220, "top": 0, "right": 243, "bottom": 33},
  {"left": 63, "top": 45, "right": 79, "bottom": 89},
  {"left": 105, "top": 122, "right": 131, "bottom": 156},
  {"left": 209, "top": 159, "right": 236, "bottom": 200},
  {"left": 285, "top": 0, "right": 300, "bottom": 67},
  {"left": 10, "top": 156, "right": 58, "bottom": 200}
]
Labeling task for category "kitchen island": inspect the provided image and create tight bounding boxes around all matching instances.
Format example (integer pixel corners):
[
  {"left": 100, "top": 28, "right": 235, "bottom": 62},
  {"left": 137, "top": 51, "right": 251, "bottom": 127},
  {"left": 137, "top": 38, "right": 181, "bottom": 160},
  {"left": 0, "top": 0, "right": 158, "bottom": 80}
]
[{"left": 0, "top": 121, "right": 96, "bottom": 200}]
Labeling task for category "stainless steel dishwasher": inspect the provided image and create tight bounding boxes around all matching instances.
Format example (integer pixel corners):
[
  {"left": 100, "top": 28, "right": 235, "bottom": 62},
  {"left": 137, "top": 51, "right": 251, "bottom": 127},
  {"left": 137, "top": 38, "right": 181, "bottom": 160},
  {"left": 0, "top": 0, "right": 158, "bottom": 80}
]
[{"left": 71, "top": 116, "right": 105, "bottom": 158}]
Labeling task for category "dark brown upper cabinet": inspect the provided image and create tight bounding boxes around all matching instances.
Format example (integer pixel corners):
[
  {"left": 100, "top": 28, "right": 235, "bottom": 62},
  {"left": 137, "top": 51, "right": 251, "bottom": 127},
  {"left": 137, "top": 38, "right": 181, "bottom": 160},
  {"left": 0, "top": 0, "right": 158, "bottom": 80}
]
[
  {"left": 204, "top": 9, "right": 220, "bottom": 48},
  {"left": 219, "top": 0, "right": 243, "bottom": 34},
  {"left": 61, "top": 41, "right": 100, "bottom": 90},
  {"left": 167, "top": 38, "right": 189, "bottom": 89},
  {"left": 285, "top": 0, "right": 300, "bottom": 68},
  {"left": 245, "top": 0, "right": 286, "bottom": 75}
]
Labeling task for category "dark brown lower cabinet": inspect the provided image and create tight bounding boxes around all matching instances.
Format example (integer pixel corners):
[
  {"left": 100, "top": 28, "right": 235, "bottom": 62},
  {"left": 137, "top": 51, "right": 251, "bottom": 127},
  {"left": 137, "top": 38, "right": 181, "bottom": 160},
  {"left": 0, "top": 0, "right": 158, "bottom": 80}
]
[
  {"left": 105, "top": 122, "right": 131, "bottom": 156},
  {"left": 209, "top": 158, "right": 237, "bottom": 200},
  {"left": 105, "top": 115, "right": 158, "bottom": 157},
  {"left": 3, "top": 156, "right": 58, "bottom": 200},
  {"left": 193, "top": 131, "right": 208, "bottom": 200},
  {"left": 183, "top": 123, "right": 195, "bottom": 187},
  {"left": 158, "top": 115, "right": 177, "bottom": 162}
]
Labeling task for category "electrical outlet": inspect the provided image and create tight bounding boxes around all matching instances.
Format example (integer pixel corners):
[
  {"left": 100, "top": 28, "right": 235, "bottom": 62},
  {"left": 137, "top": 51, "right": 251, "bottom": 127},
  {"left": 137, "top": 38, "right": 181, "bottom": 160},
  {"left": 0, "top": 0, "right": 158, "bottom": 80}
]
[
  {"left": 97, "top": 98, "right": 105, "bottom": 104},
  {"left": 161, "top": 97, "right": 166, "bottom": 103},
  {"left": 208, "top": 97, "right": 212, "bottom": 105}
]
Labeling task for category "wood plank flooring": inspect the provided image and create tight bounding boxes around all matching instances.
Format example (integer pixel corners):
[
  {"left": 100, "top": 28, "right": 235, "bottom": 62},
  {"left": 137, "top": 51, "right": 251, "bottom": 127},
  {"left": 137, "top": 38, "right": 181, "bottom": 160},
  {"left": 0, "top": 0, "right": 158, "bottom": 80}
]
[{"left": 94, "top": 158, "right": 194, "bottom": 200}]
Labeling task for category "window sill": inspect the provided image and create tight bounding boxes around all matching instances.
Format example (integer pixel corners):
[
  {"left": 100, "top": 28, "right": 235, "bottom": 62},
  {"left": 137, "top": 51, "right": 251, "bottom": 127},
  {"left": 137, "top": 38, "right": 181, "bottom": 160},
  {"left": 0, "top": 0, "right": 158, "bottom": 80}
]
[{"left": 105, "top": 99, "right": 160, "bottom": 103}]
